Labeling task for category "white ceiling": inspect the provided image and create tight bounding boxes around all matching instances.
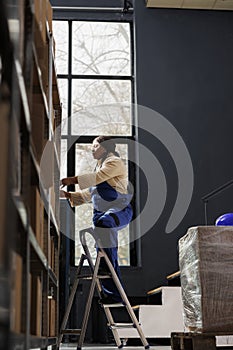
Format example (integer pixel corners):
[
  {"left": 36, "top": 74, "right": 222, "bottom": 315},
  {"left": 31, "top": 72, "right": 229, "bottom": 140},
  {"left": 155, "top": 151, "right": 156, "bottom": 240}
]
[{"left": 146, "top": 0, "right": 233, "bottom": 10}]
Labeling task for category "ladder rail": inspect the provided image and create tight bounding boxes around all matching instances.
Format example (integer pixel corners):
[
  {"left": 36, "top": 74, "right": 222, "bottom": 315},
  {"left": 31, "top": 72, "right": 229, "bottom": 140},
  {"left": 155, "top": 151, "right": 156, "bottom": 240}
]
[
  {"left": 57, "top": 227, "right": 150, "bottom": 350},
  {"left": 78, "top": 230, "right": 123, "bottom": 348},
  {"left": 57, "top": 254, "right": 86, "bottom": 348},
  {"left": 77, "top": 253, "right": 100, "bottom": 348},
  {"left": 79, "top": 229, "right": 104, "bottom": 296},
  {"left": 80, "top": 228, "right": 95, "bottom": 272},
  {"left": 80, "top": 228, "right": 149, "bottom": 349},
  {"left": 98, "top": 246, "right": 149, "bottom": 348}
]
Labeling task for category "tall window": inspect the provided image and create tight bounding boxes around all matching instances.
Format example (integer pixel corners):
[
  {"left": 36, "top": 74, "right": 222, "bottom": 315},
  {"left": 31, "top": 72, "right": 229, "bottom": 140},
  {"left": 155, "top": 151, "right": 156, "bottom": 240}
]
[{"left": 53, "top": 19, "right": 135, "bottom": 266}]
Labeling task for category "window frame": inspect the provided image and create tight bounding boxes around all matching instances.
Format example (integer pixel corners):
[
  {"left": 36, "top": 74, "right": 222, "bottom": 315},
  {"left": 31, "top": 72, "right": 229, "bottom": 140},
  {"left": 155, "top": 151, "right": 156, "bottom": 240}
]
[{"left": 53, "top": 8, "right": 141, "bottom": 268}]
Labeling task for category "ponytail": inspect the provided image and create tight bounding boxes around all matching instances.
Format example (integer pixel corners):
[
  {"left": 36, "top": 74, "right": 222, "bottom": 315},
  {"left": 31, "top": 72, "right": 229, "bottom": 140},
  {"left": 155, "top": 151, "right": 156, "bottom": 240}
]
[{"left": 95, "top": 136, "right": 120, "bottom": 158}]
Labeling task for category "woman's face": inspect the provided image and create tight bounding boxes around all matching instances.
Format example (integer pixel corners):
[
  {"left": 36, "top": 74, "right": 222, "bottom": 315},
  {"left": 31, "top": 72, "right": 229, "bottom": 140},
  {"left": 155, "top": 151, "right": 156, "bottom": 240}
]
[{"left": 91, "top": 139, "right": 106, "bottom": 160}]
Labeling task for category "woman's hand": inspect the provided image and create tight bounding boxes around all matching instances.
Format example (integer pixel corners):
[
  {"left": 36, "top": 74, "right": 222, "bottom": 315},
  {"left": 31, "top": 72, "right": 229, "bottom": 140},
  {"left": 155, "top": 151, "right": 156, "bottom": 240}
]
[
  {"left": 60, "top": 190, "right": 71, "bottom": 199},
  {"left": 60, "top": 176, "right": 78, "bottom": 187}
]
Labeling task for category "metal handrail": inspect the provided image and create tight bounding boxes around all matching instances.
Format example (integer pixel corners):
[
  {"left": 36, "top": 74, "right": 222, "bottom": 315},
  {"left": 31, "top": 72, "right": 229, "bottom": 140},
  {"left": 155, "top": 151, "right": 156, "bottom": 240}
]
[{"left": 201, "top": 179, "right": 233, "bottom": 225}]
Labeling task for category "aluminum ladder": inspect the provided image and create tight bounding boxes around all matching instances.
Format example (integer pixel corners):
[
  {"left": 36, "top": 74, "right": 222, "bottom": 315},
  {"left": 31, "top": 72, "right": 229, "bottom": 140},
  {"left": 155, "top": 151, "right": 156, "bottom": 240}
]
[{"left": 57, "top": 227, "right": 150, "bottom": 350}]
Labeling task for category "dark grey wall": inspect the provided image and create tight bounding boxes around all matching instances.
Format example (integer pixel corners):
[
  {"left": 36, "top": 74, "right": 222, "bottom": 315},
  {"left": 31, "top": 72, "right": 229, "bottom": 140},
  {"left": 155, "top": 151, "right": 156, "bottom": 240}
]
[
  {"left": 127, "top": 1, "right": 233, "bottom": 295},
  {"left": 52, "top": 1, "right": 233, "bottom": 300}
]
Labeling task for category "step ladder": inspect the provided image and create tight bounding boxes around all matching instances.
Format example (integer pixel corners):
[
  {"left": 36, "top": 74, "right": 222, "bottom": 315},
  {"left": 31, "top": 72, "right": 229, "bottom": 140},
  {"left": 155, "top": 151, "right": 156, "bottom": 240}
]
[{"left": 57, "top": 227, "right": 150, "bottom": 350}]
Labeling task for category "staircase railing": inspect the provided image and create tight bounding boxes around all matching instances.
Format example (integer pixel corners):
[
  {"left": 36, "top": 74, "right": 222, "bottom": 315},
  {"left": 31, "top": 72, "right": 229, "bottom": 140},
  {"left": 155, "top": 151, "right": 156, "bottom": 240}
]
[{"left": 201, "top": 179, "right": 233, "bottom": 225}]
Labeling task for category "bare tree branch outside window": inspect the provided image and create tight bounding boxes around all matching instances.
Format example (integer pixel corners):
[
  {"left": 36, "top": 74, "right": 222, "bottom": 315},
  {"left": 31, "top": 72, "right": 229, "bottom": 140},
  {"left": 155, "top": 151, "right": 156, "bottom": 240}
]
[
  {"left": 72, "top": 22, "right": 132, "bottom": 136},
  {"left": 53, "top": 20, "right": 132, "bottom": 266}
]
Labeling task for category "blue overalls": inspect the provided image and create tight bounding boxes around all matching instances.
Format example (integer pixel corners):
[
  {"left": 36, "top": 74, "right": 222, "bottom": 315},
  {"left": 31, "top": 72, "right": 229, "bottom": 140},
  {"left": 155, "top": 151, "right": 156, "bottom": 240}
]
[{"left": 90, "top": 181, "right": 133, "bottom": 302}]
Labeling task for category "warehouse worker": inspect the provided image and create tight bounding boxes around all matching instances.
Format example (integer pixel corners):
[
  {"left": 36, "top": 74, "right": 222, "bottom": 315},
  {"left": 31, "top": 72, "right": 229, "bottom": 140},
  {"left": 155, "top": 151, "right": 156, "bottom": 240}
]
[{"left": 60, "top": 136, "right": 133, "bottom": 304}]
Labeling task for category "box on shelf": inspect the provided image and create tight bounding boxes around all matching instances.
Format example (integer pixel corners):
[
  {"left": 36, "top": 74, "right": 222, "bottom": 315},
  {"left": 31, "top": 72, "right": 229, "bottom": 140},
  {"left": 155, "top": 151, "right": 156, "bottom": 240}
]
[
  {"left": 30, "top": 275, "right": 42, "bottom": 336},
  {"left": 11, "top": 114, "right": 21, "bottom": 196},
  {"left": 33, "top": 0, "right": 53, "bottom": 100},
  {"left": 33, "top": 2, "right": 46, "bottom": 50},
  {"left": 10, "top": 252, "right": 23, "bottom": 333},
  {"left": 0, "top": 99, "right": 10, "bottom": 264},
  {"left": 46, "top": 0, "right": 53, "bottom": 34},
  {"left": 49, "top": 298, "right": 57, "bottom": 336},
  {"left": 31, "top": 92, "right": 48, "bottom": 162},
  {"left": 36, "top": 42, "right": 49, "bottom": 98},
  {"left": 34, "top": 0, "right": 53, "bottom": 44},
  {"left": 30, "top": 185, "right": 44, "bottom": 247},
  {"left": 43, "top": 213, "right": 49, "bottom": 259},
  {"left": 18, "top": 0, "right": 25, "bottom": 66},
  {"left": 50, "top": 184, "right": 56, "bottom": 218},
  {"left": 49, "top": 236, "right": 55, "bottom": 271},
  {"left": 179, "top": 226, "right": 233, "bottom": 333}
]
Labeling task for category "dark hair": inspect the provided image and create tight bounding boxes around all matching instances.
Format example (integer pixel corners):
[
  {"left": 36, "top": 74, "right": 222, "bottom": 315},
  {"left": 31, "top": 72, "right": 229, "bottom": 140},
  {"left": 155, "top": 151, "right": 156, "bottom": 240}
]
[{"left": 95, "top": 136, "right": 120, "bottom": 157}]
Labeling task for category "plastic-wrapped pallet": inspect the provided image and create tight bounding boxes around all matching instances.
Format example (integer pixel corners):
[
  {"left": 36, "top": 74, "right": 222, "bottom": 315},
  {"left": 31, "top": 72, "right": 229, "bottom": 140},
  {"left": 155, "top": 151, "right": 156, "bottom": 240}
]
[{"left": 179, "top": 226, "right": 233, "bottom": 333}]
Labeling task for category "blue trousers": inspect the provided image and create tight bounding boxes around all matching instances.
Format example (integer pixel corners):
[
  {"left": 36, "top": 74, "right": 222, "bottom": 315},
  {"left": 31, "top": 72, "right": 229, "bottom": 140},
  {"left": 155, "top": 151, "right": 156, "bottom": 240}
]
[{"left": 93, "top": 205, "right": 133, "bottom": 302}]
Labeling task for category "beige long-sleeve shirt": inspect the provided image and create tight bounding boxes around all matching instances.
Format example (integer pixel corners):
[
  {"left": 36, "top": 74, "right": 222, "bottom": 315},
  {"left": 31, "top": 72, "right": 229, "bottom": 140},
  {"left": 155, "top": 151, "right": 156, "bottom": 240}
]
[{"left": 70, "top": 153, "right": 128, "bottom": 207}]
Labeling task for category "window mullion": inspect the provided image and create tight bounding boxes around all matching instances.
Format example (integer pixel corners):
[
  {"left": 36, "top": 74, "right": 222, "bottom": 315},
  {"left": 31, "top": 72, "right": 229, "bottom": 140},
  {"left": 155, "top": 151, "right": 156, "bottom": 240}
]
[{"left": 56, "top": 18, "right": 136, "bottom": 266}]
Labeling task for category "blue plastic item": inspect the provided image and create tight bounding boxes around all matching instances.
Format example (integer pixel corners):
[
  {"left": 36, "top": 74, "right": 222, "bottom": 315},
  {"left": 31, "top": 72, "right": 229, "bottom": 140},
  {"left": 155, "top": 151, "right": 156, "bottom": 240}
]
[{"left": 215, "top": 212, "right": 233, "bottom": 226}]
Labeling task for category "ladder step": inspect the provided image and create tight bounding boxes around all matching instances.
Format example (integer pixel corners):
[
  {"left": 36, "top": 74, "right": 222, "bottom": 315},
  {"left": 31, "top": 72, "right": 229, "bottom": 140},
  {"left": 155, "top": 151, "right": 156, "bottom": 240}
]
[
  {"left": 61, "top": 329, "right": 81, "bottom": 334},
  {"left": 102, "top": 302, "right": 125, "bottom": 308},
  {"left": 97, "top": 275, "right": 112, "bottom": 279},
  {"left": 108, "top": 322, "right": 137, "bottom": 329},
  {"left": 77, "top": 274, "right": 111, "bottom": 279},
  {"left": 58, "top": 232, "right": 149, "bottom": 350}
]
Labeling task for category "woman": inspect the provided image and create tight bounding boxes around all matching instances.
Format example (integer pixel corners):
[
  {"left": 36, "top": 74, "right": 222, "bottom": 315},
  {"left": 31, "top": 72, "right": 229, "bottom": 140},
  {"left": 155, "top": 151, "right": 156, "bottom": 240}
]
[{"left": 60, "top": 136, "right": 133, "bottom": 304}]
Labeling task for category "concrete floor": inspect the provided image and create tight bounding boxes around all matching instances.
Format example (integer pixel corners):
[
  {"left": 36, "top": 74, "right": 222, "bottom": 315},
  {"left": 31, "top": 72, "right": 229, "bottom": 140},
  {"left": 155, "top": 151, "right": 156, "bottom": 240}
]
[
  {"left": 60, "top": 345, "right": 171, "bottom": 350},
  {"left": 60, "top": 346, "right": 171, "bottom": 350}
]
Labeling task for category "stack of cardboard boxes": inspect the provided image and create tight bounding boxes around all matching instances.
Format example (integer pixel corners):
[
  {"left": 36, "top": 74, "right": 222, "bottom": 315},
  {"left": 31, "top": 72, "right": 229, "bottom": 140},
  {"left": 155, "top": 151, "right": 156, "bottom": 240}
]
[{"left": 8, "top": 0, "right": 60, "bottom": 340}]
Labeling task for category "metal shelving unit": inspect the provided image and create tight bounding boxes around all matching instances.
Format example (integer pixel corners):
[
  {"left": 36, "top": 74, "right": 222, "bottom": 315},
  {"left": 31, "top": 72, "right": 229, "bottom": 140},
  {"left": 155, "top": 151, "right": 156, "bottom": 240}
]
[{"left": 1, "top": 1, "right": 61, "bottom": 349}]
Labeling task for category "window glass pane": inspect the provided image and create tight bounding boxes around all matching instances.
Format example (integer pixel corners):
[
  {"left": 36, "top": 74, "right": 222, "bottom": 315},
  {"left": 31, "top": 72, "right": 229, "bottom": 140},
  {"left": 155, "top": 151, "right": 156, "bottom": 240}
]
[
  {"left": 116, "top": 144, "right": 128, "bottom": 172},
  {"left": 74, "top": 143, "right": 130, "bottom": 266},
  {"left": 118, "top": 227, "right": 130, "bottom": 266},
  {"left": 53, "top": 21, "right": 68, "bottom": 74},
  {"left": 60, "top": 139, "right": 67, "bottom": 179},
  {"left": 72, "top": 22, "right": 131, "bottom": 76},
  {"left": 116, "top": 143, "right": 130, "bottom": 266},
  {"left": 71, "top": 79, "right": 132, "bottom": 135},
  {"left": 58, "top": 78, "right": 68, "bottom": 135},
  {"left": 75, "top": 143, "right": 97, "bottom": 265}
]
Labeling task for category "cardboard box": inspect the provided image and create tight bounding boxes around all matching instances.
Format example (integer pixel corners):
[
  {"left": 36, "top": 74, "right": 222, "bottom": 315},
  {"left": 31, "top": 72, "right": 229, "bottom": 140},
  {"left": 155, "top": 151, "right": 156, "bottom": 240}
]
[
  {"left": 11, "top": 115, "right": 21, "bottom": 196},
  {"left": 49, "top": 298, "right": 57, "bottom": 336},
  {"left": 33, "top": 1, "right": 51, "bottom": 102},
  {"left": 30, "top": 275, "right": 42, "bottom": 336},
  {"left": 34, "top": 0, "right": 47, "bottom": 44},
  {"left": 179, "top": 226, "right": 233, "bottom": 333},
  {"left": 49, "top": 237, "right": 54, "bottom": 270},
  {"left": 34, "top": 0, "right": 53, "bottom": 44},
  {"left": 31, "top": 93, "right": 48, "bottom": 162},
  {"left": 46, "top": 0, "right": 53, "bottom": 34},
  {"left": 37, "top": 43, "right": 49, "bottom": 98},
  {"left": 18, "top": 0, "right": 25, "bottom": 66},
  {"left": 43, "top": 214, "right": 49, "bottom": 257},
  {"left": 50, "top": 185, "right": 56, "bottom": 218},
  {"left": 0, "top": 100, "right": 10, "bottom": 264},
  {"left": 30, "top": 186, "right": 44, "bottom": 247},
  {"left": 10, "top": 252, "right": 23, "bottom": 333}
]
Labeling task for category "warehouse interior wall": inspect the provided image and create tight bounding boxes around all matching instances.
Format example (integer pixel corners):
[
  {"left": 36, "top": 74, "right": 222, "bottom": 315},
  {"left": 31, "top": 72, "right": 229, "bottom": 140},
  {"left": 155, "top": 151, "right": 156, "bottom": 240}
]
[
  {"left": 50, "top": 0, "right": 233, "bottom": 341},
  {"left": 132, "top": 0, "right": 233, "bottom": 294},
  {"left": 2, "top": 0, "right": 233, "bottom": 346}
]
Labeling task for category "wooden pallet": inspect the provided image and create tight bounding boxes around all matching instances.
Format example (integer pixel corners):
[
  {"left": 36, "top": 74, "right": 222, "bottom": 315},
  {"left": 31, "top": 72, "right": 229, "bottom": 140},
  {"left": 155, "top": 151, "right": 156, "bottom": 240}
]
[{"left": 171, "top": 332, "right": 216, "bottom": 350}]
